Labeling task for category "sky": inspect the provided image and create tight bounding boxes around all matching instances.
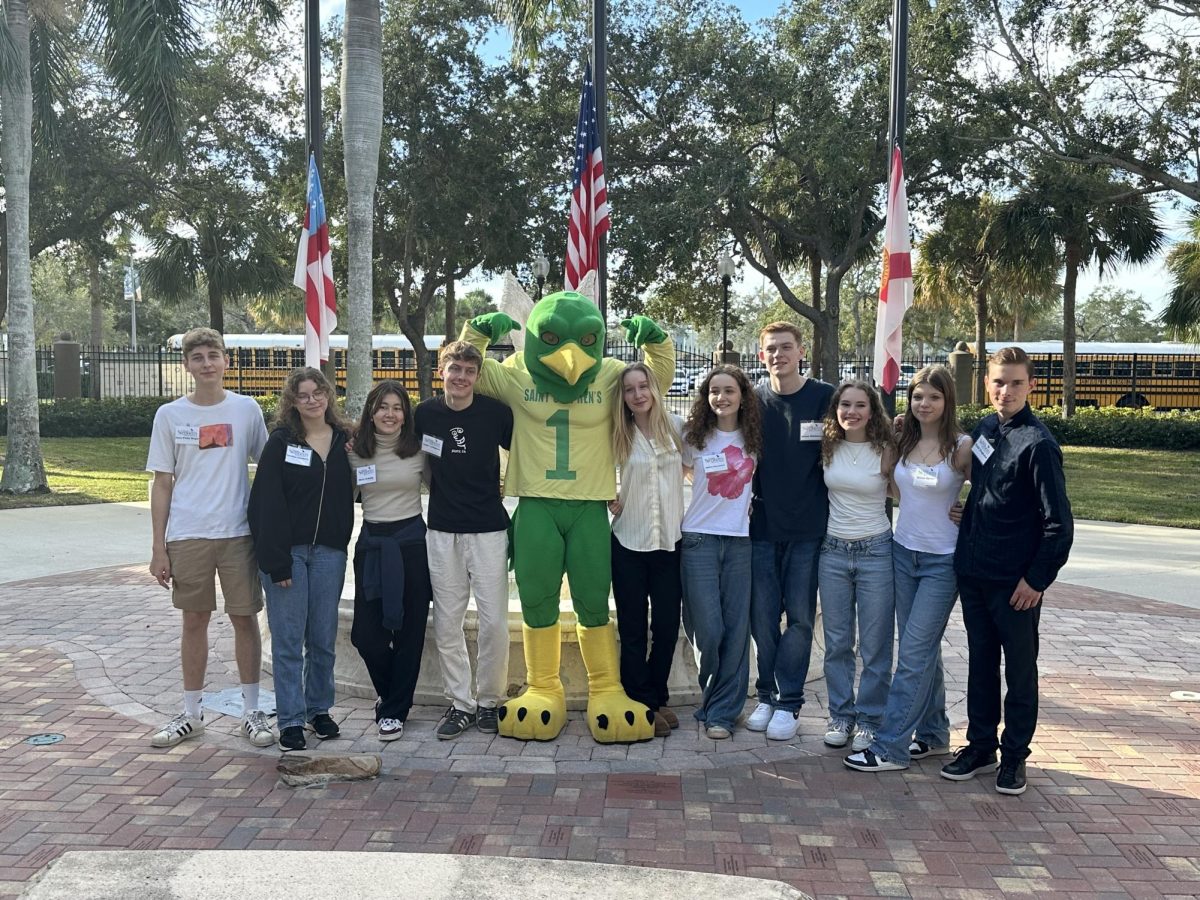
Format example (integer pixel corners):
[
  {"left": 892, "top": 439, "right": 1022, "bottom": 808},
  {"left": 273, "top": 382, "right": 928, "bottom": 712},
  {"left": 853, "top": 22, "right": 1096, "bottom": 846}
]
[{"left": 315, "top": 0, "right": 1183, "bottom": 326}]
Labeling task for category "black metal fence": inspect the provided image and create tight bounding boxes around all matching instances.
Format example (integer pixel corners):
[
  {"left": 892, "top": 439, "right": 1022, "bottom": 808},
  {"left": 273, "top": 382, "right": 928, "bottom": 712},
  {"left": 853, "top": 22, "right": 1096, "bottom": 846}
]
[{"left": 0, "top": 346, "right": 187, "bottom": 402}]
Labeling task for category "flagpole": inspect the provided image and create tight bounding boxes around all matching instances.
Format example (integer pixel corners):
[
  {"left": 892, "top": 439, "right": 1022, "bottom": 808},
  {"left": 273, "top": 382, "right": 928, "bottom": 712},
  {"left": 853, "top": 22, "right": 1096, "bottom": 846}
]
[
  {"left": 592, "top": 0, "right": 608, "bottom": 321},
  {"left": 882, "top": 0, "right": 908, "bottom": 417},
  {"left": 304, "top": 0, "right": 322, "bottom": 170}
]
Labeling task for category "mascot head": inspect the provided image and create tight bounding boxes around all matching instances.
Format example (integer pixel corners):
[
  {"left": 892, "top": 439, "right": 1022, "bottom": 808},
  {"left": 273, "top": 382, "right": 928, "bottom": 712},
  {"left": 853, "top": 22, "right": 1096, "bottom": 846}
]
[{"left": 524, "top": 291, "right": 606, "bottom": 403}]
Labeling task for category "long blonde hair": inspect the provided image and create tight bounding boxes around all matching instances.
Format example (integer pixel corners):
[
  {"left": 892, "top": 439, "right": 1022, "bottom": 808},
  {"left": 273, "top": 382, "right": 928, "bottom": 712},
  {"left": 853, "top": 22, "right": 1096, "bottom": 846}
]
[{"left": 611, "top": 362, "right": 682, "bottom": 464}]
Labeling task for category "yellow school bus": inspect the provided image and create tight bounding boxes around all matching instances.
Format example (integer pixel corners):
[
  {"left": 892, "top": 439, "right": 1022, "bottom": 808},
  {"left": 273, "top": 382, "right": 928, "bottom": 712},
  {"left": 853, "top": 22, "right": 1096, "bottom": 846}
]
[
  {"left": 980, "top": 342, "right": 1200, "bottom": 410},
  {"left": 168, "top": 333, "right": 447, "bottom": 397}
]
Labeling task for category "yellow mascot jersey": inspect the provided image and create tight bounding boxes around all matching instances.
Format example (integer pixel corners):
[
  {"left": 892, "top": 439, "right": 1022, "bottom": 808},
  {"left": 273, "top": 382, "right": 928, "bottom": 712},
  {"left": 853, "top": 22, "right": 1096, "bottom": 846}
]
[{"left": 464, "top": 333, "right": 675, "bottom": 500}]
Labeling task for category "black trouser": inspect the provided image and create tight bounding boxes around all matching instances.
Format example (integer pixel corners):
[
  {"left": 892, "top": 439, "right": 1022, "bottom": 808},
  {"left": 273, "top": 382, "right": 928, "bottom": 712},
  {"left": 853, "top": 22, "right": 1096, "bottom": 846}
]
[
  {"left": 959, "top": 576, "right": 1041, "bottom": 761},
  {"left": 611, "top": 534, "right": 682, "bottom": 711},
  {"left": 351, "top": 519, "right": 432, "bottom": 722}
]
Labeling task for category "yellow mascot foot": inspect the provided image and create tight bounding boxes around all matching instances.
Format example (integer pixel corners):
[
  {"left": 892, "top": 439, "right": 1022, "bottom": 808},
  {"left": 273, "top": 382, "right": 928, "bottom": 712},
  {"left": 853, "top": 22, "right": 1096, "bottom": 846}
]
[
  {"left": 499, "top": 623, "right": 567, "bottom": 741},
  {"left": 577, "top": 621, "right": 657, "bottom": 743}
]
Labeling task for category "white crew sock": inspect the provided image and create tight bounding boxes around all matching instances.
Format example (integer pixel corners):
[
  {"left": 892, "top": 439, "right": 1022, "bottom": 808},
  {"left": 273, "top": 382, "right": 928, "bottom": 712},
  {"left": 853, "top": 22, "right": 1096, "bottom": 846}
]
[
  {"left": 183, "top": 690, "right": 203, "bottom": 719},
  {"left": 241, "top": 682, "right": 260, "bottom": 715}
]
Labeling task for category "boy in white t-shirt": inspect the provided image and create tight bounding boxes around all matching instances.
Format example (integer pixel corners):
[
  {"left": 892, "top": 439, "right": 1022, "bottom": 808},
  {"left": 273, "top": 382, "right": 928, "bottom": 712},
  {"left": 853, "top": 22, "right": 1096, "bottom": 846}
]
[{"left": 145, "top": 327, "right": 272, "bottom": 748}]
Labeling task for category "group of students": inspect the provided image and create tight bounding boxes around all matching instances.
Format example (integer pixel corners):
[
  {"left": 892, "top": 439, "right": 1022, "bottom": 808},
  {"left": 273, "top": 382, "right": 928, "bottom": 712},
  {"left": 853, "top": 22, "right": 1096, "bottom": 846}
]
[
  {"left": 609, "top": 321, "right": 1073, "bottom": 796},
  {"left": 148, "top": 326, "right": 514, "bottom": 753},
  {"left": 147, "top": 321, "right": 1072, "bottom": 796}
]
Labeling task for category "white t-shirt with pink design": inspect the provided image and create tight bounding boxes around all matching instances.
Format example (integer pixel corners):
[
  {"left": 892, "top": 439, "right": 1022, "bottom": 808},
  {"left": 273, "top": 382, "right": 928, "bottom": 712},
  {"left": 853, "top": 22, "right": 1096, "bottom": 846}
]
[{"left": 681, "top": 428, "right": 756, "bottom": 537}]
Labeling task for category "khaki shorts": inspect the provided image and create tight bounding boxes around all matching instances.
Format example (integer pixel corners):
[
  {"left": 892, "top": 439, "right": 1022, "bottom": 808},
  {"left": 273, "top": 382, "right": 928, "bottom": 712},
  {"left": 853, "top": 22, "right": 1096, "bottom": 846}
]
[{"left": 167, "top": 536, "right": 263, "bottom": 615}]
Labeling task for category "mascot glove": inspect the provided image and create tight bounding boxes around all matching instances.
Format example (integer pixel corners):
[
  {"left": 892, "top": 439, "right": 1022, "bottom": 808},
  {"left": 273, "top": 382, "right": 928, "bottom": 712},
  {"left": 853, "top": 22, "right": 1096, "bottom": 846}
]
[
  {"left": 469, "top": 312, "right": 521, "bottom": 341},
  {"left": 620, "top": 315, "right": 668, "bottom": 347}
]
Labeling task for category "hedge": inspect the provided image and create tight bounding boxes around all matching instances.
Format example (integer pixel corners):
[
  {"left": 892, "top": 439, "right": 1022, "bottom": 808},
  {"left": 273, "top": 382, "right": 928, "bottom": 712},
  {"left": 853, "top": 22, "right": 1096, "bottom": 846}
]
[{"left": 3, "top": 396, "right": 1199, "bottom": 450}]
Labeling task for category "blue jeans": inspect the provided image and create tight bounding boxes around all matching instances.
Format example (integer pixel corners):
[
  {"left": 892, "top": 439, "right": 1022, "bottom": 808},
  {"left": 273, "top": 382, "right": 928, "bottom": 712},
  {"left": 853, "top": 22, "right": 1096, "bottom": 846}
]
[
  {"left": 871, "top": 544, "right": 956, "bottom": 764},
  {"left": 261, "top": 544, "right": 347, "bottom": 730},
  {"left": 680, "top": 532, "right": 752, "bottom": 731},
  {"left": 750, "top": 539, "right": 821, "bottom": 712},
  {"left": 819, "top": 531, "right": 895, "bottom": 731}
]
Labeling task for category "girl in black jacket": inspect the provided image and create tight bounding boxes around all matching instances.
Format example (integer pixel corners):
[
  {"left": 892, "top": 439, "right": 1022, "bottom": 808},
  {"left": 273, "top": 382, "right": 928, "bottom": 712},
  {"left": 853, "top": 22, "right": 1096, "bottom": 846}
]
[{"left": 249, "top": 367, "right": 353, "bottom": 752}]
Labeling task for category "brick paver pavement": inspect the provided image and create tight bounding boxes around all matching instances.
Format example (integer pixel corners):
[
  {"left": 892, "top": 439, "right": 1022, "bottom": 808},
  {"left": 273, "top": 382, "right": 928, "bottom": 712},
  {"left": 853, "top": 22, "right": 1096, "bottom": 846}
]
[{"left": 1, "top": 564, "right": 1198, "bottom": 898}]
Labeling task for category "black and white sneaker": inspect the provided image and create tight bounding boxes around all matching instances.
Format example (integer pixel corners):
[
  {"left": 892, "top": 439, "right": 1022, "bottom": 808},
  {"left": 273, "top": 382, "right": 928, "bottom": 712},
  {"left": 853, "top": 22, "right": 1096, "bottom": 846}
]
[
  {"left": 436, "top": 706, "right": 476, "bottom": 740},
  {"left": 910, "top": 740, "right": 952, "bottom": 760},
  {"left": 844, "top": 748, "right": 908, "bottom": 772},
  {"left": 150, "top": 712, "right": 204, "bottom": 748},
  {"left": 308, "top": 713, "right": 341, "bottom": 740},
  {"left": 996, "top": 759, "right": 1027, "bottom": 795},
  {"left": 278, "top": 725, "right": 306, "bottom": 752},
  {"left": 940, "top": 745, "right": 999, "bottom": 781},
  {"left": 476, "top": 706, "right": 499, "bottom": 734}
]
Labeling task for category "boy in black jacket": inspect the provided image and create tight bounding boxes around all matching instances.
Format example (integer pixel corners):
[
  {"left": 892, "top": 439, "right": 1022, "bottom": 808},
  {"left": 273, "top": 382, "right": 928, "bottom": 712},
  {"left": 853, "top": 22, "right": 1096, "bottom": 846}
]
[{"left": 943, "top": 346, "right": 1073, "bottom": 795}]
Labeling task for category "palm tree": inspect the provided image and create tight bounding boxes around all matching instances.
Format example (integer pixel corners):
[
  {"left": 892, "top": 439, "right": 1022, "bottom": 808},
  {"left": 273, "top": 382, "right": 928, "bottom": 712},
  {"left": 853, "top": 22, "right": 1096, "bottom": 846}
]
[
  {"left": 0, "top": 0, "right": 280, "bottom": 495},
  {"left": 914, "top": 195, "right": 1053, "bottom": 404},
  {"left": 1162, "top": 214, "right": 1200, "bottom": 343},
  {"left": 340, "top": 0, "right": 384, "bottom": 418},
  {"left": 993, "top": 167, "right": 1164, "bottom": 416}
]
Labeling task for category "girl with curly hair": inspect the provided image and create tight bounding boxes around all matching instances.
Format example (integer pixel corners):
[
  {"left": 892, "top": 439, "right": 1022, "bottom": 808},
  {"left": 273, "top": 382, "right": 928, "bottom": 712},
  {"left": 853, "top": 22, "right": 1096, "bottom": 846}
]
[
  {"left": 818, "top": 380, "right": 897, "bottom": 754},
  {"left": 248, "top": 367, "right": 354, "bottom": 752},
  {"left": 679, "top": 365, "right": 763, "bottom": 739}
]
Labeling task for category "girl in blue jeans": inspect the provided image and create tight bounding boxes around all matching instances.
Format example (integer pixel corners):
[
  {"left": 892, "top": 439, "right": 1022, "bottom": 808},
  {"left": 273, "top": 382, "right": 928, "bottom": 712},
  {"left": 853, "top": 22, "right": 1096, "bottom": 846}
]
[
  {"left": 845, "top": 365, "right": 971, "bottom": 772},
  {"left": 819, "top": 381, "right": 897, "bottom": 754},
  {"left": 679, "top": 366, "right": 762, "bottom": 739},
  {"left": 248, "top": 368, "right": 354, "bottom": 752}
]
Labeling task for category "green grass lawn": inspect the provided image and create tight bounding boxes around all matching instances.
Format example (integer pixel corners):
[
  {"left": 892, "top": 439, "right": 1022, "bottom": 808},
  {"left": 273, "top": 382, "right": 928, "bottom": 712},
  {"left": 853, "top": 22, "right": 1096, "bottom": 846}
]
[
  {"left": 0, "top": 437, "right": 151, "bottom": 509},
  {"left": 1, "top": 437, "right": 1197, "bottom": 528}
]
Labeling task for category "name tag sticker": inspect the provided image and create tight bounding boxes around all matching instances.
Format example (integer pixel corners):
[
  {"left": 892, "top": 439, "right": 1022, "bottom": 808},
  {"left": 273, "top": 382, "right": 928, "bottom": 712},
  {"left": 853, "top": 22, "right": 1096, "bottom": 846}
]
[
  {"left": 174, "top": 425, "right": 200, "bottom": 446},
  {"left": 912, "top": 466, "right": 939, "bottom": 488},
  {"left": 800, "top": 421, "right": 823, "bottom": 441},
  {"left": 285, "top": 445, "right": 313, "bottom": 466},
  {"left": 701, "top": 452, "right": 728, "bottom": 474},
  {"left": 356, "top": 464, "right": 377, "bottom": 486},
  {"left": 972, "top": 438, "right": 994, "bottom": 465},
  {"left": 421, "top": 434, "right": 444, "bottom": 457}
]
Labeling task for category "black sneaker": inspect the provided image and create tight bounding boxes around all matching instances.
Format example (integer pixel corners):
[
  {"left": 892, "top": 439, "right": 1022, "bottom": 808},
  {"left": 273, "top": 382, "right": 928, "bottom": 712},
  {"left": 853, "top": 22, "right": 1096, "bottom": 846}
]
[
  {"left": 308, "top": 713, "right": 341, "bottom": 740},
  {"left": 476, "top": 706, "right": 499, "bottom": 734},
  {"left": 436, "top": 706, "right": 476, "bottom": 740},
  {"left": 279, "top": 725, "right": 306, "bottom": 752},
  {"left": 939, "top": 745, "right": 998, "bottom": 781},
  {"left": 996, "top": 759, "right": 1027, "bottom": 795}
]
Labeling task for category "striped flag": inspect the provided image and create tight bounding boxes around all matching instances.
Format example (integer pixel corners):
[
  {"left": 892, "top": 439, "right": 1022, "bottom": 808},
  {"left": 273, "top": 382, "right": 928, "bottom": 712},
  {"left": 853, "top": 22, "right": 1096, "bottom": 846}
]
[
  {"left": 565, "top": 63, "right": 610, "bottom": 292},
  {"left": 294, "top": 153, "right": 337, "bottom": 367},
  {"left": 873, "top": 145, "right": 913, "bottom": 393}
]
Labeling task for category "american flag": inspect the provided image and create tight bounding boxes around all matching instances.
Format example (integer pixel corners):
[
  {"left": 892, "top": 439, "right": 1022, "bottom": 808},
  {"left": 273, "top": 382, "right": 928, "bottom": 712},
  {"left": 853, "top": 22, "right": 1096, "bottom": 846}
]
[
  {"left": 873, "top": 145, "right": 913, "bottom": 393},
  {"left": 294, "top": 152, "right": 337, "bottom": 367},
  {"left": 565, "top": 63, "right": 610, "bottom": 292}
]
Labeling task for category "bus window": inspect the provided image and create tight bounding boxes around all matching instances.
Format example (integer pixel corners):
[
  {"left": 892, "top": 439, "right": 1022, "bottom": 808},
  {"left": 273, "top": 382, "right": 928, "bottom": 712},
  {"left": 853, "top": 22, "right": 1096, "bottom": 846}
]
[
  {"left": 272, "top": 349, "right": 289, "bottom": 367},
  {"left": 1153, "top": 358, "right": 1174, "bottom": 377},
  {"left": 1113, "top": 359, "right": 1132, "bottom": 378},
  {"left": 1051, "top": 359, "right": 1063, "bottom": 377},
  {"left": 254, "top": 348, "right": 270, "bottom": 367},
  {"left": 379, "top": 350, "right": 397, "bottom": 368},
  {"left": 1092, "top": 359, "right": 1112, "bottom": 377},
  {"left": 291, "top": 350, "right": 305, "bottom": 368},
  {"left": 1135, "top": 360, "right": 1153, "bottom": 379},
  {"left": 238, "top": 348, "right": 253, "bottom": 367},
  {"left": 1075, "top": 360, "right": 1091, "bottom": 376}
]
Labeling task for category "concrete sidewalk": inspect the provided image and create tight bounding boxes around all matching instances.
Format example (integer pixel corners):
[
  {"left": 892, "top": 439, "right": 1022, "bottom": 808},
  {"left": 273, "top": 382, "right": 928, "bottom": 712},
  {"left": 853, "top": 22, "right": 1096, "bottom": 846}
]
[{"left": 4, "top": 502, "right": 1195, "bottom": 609}]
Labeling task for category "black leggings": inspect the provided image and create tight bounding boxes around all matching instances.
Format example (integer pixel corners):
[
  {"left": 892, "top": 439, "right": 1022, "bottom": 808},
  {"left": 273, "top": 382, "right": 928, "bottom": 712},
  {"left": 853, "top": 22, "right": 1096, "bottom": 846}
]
[{"left": 610, "top": 534, "right": 682, "bottom": 710}]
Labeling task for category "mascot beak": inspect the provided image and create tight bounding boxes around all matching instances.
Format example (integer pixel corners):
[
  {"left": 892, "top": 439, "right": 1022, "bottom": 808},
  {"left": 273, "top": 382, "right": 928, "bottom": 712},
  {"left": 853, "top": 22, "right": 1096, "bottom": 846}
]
[{"left": 539, "top": 342, "right": 598, "bottom": 386}]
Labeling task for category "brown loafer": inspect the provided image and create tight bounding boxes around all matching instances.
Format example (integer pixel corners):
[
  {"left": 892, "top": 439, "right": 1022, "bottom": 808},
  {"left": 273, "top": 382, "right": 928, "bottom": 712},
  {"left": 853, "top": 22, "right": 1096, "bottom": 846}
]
[
  {"left": 658, "top": 707, "right": 679, "bottom": 729},
  {"left": 653, "top": 711, "right": 671, "bottom": 737}
]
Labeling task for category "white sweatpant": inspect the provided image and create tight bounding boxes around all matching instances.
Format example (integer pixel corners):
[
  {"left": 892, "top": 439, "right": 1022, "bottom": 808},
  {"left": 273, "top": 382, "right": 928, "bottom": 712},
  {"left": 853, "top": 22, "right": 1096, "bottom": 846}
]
[{"left": 426, "top": 529, "right": 511, "bottom": 712}]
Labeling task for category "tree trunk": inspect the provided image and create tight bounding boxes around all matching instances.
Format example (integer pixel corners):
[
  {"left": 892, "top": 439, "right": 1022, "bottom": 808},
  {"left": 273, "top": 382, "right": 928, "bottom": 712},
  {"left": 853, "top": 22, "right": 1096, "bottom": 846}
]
[
  {"left": 88, "top": 253, "right": 104, "bottom": 399},
  {"left": 0, "top": 0, "right": 49, "bottom": 494},
  {"left": 341, "top": 0, "right": 384, "bottom": 419},
  {"left": 207, "top": 279, "right": 225, "bottom": 334},
  {"left": 1062, "top": 242, "right": 1080, "bottom": 417},
  {"left": 1013, "top": 305, "right": 1023, "bottom": 342},
  {"left": 398, "top": 277, "right": 437, "bottom": 400},
  {"left": 809, "top": 256, "right": 823, "bottom": 379},
  {"left": 819, "top": 266, "right": 845, "bottom": 382},
  {"left": 0, "top": 207, "right": 8, "bottom": 327},
  {"left": 973, "top": 284, "right": 988, "bottom": 405},
  {"left": 443, "top": 277, "right": 455, "bottom": 345}
]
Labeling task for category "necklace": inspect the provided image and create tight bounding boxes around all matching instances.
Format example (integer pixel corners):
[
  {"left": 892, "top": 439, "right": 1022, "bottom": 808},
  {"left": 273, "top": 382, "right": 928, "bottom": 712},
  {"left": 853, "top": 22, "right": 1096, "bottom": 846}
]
[
  {"left": 844, "top": 441, "right": 869, "bottom": 466},
  {"left": 914, "top": 441, "right": 943, "bottom": 467}
]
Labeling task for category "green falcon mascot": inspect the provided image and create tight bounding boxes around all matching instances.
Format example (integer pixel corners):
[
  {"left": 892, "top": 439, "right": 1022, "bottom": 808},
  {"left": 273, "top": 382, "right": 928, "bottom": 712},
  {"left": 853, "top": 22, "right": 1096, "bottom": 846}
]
[{"left": 461, "top": 291, "right": 674, "bottom": 743}]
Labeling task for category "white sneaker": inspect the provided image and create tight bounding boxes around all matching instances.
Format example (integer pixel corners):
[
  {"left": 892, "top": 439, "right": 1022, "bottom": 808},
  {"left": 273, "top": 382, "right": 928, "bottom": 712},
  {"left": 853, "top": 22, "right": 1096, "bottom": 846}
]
[
  {"left": 150, "top": 712, "right": 204, "bottom": 748},
  {"left": 823, "top": 719, "right": 853, "bottom": 747},
  {"left": 746, "top": 702, "right": 774, "bottom": 732},
  {"left": 241, "top": 710, "right": 275, "bottom": 747},
  {"left": 852, "top": 728, "right": 876, "bottom": 752},
  {"left": 378, "top": 718, "right": 404, "bottom": 742},
  {"left": 765, "top": 708, "right": 800, "bottom": 741}
]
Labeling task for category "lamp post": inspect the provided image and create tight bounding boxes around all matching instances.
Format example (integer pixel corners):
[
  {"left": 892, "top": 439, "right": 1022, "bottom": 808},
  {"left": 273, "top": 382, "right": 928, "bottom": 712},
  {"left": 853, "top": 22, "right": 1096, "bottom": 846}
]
[
  {"left": 533, "top": 255, "right": 550, "bottom": 300},
  {"left": 717, "top": 252, "right": 735, "bottom": 361}
]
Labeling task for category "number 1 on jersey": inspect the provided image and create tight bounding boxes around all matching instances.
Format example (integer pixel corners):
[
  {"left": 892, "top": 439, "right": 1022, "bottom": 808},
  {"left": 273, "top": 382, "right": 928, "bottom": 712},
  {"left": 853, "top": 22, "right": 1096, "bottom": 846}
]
[{"left": 544, "top": 410, "right": 576, "bottom": 480}]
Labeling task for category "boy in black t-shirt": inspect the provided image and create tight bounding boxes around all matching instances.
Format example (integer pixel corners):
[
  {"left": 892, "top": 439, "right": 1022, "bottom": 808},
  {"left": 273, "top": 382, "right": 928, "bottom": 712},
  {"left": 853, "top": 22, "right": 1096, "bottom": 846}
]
[{"left": 414, "top": 341, "right": 514, "bottom": 739}]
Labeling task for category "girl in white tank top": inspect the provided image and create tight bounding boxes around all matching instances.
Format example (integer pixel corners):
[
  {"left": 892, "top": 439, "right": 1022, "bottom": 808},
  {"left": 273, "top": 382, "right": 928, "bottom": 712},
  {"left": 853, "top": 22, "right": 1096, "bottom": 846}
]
[
  {"left": 818, "top": 381, "right": 897, "bottom": 754},
  {"left": 844, "top": 365, "right": 974, "bottom": 772}
]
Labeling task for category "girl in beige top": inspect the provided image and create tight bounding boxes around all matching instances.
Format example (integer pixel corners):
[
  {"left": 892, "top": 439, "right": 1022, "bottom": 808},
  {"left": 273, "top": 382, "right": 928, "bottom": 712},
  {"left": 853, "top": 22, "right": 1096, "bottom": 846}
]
[{"left": 608, "top": 363, "right": 686, "bottom": 736}]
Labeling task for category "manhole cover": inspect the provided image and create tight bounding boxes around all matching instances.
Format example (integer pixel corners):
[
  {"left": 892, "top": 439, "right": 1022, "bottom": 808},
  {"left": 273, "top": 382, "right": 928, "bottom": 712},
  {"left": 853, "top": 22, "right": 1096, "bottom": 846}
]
[
  {"left": 24, "top": 733, "right": 65, "bottom": 746},
  {"left": 1170, "top": 690, "right": 1200, "bottom": 702}
]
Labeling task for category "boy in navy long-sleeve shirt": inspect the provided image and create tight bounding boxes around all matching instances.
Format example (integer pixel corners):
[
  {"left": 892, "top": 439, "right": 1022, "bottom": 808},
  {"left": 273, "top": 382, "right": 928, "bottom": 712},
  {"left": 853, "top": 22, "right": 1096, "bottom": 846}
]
[{"left": 942, "top": 346, "right": 1073, "bottom": 796}]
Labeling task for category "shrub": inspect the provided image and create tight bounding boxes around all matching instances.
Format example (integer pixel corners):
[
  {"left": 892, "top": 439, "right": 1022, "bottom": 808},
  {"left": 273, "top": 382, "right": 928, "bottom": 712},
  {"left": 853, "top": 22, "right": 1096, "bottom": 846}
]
[
  {"left": 0, "top": 396, "right": 277, "bottom": 437},
  {"left": 951, "top": 405, "right": 1200, "bottom": 451}
]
